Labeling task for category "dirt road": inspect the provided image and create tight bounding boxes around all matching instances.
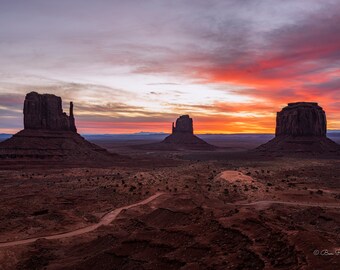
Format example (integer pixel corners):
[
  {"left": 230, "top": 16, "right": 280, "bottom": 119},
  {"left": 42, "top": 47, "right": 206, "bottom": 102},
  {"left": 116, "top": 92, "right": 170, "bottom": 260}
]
[{"left": 0, "top": 192, "right": 164, "bottom": 248}]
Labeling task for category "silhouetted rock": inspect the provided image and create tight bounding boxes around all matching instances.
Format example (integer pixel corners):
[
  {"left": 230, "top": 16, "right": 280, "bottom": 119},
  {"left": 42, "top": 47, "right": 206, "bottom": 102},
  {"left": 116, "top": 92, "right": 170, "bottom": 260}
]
[
  {"left": 163, "top": 115, "right": 215, "bottom": 149},
  {"left": 24, "top": 92, "right": 77, "bottom": 132},
  {"left": 136, "top": 115, "right": 216, "bottom": 150},
  {"left": 256, "top": 102, "right": 339, "bottom": 156},
  {"left": 0, "top": 129, "right": 118, "bottom": 163},
  {"left": 69, "top": 102, "right": 77, "bottom": 133},
  {"left": 0, "top": 92, "right": 121, "bottom": 165},
  {"left": 172, "top": 115, "right": 193, "bottom": 134},
  {"left": 276, "top": 102, "right": 326, "bottom": 137}
]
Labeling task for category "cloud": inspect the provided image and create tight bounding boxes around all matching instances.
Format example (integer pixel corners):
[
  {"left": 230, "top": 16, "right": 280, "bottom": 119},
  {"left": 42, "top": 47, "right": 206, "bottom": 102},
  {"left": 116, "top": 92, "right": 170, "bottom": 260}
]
[{"left": 0, "top": 1, "right": 339, "bottom": 133}]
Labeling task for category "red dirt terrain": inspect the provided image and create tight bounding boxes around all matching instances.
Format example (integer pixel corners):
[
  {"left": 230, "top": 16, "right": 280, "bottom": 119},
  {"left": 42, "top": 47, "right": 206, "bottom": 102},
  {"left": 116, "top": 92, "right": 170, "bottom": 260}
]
[
  {"left": 0, "top": 145, "right": 339, "bottom": 269},
  {"left": 0, "top": 98, "right": 339, "bottom": 269}
]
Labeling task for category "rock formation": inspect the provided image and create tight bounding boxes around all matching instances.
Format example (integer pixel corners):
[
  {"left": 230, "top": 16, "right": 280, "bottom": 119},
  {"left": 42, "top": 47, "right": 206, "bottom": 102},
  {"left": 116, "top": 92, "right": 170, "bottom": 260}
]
[
  {"left": 69, "top": 102, "right": 77, "bottom": 132},
  {"left": 137, "top": 115, "right": 215, "bottom": 150},
  {"left": 172, "top": 115, "right": 194, "bottom": 134},
  {"left": 275, "top": 102, "right": 326, "bottom": 137},
  {"left": 0, "top": 92, "right": 119, "bottom": 165},
  {"left": 256, "top": 102, "right": 339, "bottom": 155},
  {"left": 24, "top": 92, "right": 77, "bottom": 132}
]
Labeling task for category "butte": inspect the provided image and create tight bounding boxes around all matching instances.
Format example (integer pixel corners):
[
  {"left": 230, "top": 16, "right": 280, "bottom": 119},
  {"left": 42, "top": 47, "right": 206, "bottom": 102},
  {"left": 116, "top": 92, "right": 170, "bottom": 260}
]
[
  {"left": 137, "top": 115, "right": 215, "bottom": 150},
  {"left": 256, "top": 102, "right": 340, "bottom": 156},
  {"left": 0, "top": 92, "right": 119, "bottom": 166}
]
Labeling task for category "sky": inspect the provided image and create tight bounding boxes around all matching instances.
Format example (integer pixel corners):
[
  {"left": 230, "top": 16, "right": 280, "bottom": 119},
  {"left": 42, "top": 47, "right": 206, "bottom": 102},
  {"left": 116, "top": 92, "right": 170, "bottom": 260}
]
[{"left": 0, "top": 0, "right": 340, "bottom": 134}]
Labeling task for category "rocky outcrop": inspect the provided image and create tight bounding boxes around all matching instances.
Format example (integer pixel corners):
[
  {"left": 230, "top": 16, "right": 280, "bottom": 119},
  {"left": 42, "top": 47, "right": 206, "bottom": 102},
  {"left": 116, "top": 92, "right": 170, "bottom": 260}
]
[
  {"left": 163, "top": 115, "right": 214, "bottom": 149},
  {"left": 0, "top": 129, "right": 117, "bottom": 163},
  {"left": 0, "top": 92, "right": 120, "bottom": 165},
  {"left": 275, "top": 102, "right": 326, "bottom": 137},
  {"left": 136, "top": 115, "right": 215, "bottom": 150},
  {"left": 256, "top": 102, "right": 339, "bottom": 155},
  {"left": 69, "top": 102, "right": 77, "bottom": 132},
  {"left": 24, "top": 92, "right": 77, "bottom": 132},
  {"left": 172, "top": 115, "right": 193, "bottom": 134}
]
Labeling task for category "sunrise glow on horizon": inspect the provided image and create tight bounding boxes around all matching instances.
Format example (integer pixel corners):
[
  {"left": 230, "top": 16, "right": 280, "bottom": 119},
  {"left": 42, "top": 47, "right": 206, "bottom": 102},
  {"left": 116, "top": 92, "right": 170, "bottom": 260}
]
[{"left": 1, "top": 1, "right": 340, "bottom": 134}]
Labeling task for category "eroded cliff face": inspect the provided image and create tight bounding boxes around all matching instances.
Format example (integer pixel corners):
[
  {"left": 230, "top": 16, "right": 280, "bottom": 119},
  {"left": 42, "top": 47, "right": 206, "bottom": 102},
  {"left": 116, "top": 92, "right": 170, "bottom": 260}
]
[
  {"left": 159, "top": 115, "right": 215, "bottom": 150},
  {"left": 172, "top": 115, "right": 194, "bottom": 134},
  {"left": 256, "top": 102, "right": 339, "bottom": 155},
  {"left": 0, "top": 92, "right": 120, "bottom": 163},
  {"left": 275, "top": 102, "right": 326, "bottom": 137},
  {"left": 24, "top": 92, "right": 77, "bottom": 132}
]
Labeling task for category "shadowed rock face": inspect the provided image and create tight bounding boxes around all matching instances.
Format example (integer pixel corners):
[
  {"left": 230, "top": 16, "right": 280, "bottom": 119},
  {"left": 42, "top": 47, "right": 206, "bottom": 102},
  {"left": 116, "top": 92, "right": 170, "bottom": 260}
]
[
  {"left": 24, "top": 92, "right": 77, "bottom": 132},
  {"left": 69, "top": 102, "right": 77, "bottom": 133},
  {"left": 135, "top": 115, "right": 215, "bottom": 150},
  {"left": 161, "top": 115, "right": 215, "bottom": 150},
  {"left": 276, "top": 102, "right": 326, "bottom": 137},
  {"left": 172, "top": 115, "right": 193, "bottom": 134},
  {"left": 256, "top": 102, "right": 339, "bottom": 155},
  {"left": 0, "top": 92, "right": 121, "bottom": 164}
]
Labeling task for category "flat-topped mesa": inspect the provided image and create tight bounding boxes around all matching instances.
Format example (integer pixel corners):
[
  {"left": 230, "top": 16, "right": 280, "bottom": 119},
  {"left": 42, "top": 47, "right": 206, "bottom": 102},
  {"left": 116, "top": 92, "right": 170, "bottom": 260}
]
[
  {"left": 154, "top": 114, "right": 216, "bottom": 150},
  {"left": 256, "top": 101, "right": 340, "bottom": 155},
  {"left": 0, "top": 92, "right": 121, "bottom": 163},
  {"left": 172, "top": 115, "right": 194, "bottom": 134},
  {"left": 275, "top": 102, "right": 326, "bottom": 137},
  {"left": 24, "top": 92, "right": 77, "bottom": 132}
]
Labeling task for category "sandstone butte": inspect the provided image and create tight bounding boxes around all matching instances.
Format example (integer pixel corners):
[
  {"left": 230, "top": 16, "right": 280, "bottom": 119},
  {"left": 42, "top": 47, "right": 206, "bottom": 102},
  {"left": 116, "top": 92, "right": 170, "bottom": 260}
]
[
  {"left": 257, "top": 102, "right": 340, "bottom": 155},
  {"left": 0, "top": 92, "right": 118, "bottom": 164}
]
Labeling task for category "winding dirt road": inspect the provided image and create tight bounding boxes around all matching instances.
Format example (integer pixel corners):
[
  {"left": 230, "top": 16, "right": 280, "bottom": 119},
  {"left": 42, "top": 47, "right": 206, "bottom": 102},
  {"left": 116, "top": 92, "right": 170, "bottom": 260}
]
[
  {"left": 0, "top": 192, "right": 338, "bottom": 248},
  {"left": 0, "top": 192, "right": 164, "bottom": 248}
]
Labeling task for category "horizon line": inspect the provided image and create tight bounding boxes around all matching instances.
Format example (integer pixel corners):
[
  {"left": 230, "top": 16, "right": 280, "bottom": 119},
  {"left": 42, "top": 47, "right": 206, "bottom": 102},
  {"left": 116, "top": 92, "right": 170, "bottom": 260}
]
[{"left": 1, "top": 130, "right": 340, "bottom": 136}]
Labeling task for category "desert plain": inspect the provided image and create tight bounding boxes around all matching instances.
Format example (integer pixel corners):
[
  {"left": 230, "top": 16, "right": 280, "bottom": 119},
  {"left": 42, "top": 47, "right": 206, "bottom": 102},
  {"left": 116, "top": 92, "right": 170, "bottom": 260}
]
[{"left": 0, "top": 134, "right": 339, "bottom": 270}]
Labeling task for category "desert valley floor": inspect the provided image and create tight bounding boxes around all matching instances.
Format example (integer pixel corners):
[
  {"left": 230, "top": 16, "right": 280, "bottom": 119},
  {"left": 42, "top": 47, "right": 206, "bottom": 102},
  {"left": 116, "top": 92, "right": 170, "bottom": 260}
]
[{"left": 0, "top": 135, "right": 339, "bottom": 270}]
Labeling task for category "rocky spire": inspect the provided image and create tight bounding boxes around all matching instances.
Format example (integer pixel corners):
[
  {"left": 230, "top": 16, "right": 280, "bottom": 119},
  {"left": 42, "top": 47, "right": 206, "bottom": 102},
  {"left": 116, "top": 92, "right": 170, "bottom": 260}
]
[
  {"left": 23, "top": 92, "right": 77, "bottom": 132},
  {"left": 69, "top": 102, "right": 77, "bottom": 132}
]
